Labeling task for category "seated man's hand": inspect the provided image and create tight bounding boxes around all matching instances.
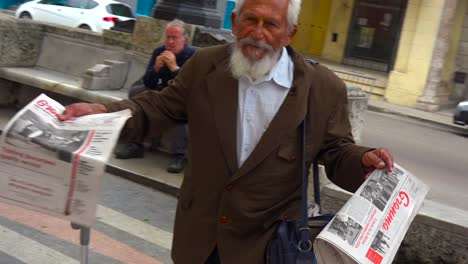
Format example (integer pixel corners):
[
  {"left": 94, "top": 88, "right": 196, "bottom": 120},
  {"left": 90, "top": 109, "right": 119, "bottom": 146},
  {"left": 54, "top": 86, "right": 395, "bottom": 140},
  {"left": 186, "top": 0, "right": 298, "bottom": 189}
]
[
  {"left": 161, "top": 51, "right": 178, "bottom": 72},
  {"left": 362, "top": 147, "right": 394, "bottom": 177},
  {"left": 59, "top": 103, "right": 107, "bottom": 121},
  {"left": 154, "top": 55, "right": 165, "bottom": 73}
]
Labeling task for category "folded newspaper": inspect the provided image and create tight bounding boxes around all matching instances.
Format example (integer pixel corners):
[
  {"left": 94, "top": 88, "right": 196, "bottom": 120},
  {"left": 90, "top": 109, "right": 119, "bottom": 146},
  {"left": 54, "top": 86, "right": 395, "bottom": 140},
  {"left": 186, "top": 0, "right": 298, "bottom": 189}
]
[
  {"left": 313, "top": 164, "right": 429, "bottom": 264},
  {"left": 0, "top": 94, "right": 131, "bottom": 227}
]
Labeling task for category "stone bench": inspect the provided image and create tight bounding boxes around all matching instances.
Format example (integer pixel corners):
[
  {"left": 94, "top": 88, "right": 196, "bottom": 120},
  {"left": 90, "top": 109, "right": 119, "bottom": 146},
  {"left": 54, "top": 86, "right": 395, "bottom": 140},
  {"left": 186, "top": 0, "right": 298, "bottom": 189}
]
[{"left": 0, "top": 14, "right": 149, "bottom": 106}]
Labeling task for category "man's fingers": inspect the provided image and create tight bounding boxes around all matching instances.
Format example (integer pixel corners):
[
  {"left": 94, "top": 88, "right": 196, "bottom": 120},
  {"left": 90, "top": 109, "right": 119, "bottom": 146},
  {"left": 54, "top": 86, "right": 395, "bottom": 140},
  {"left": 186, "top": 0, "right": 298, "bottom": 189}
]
[
  {"left": 363, "top": 151, "right": 385, "bottom": 169},
  {"left": 362, "top": 148, "right": 394, "bottom": 173},
  {"left": 59, "top": 103, "right": 107, "bottom": 121}
]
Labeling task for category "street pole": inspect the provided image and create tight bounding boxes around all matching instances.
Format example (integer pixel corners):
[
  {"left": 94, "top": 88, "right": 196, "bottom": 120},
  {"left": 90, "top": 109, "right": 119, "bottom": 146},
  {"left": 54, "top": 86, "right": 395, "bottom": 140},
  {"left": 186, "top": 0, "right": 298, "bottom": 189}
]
[{"left": 71, "top": 222, "right": 90, "bottom": 264}]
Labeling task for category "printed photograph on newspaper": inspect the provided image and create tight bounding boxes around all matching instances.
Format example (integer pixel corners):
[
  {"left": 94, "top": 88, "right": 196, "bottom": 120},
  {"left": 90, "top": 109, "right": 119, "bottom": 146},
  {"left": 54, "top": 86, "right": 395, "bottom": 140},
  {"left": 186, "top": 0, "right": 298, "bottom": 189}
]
[
  {"left": 0, "top": 94, "right": 131, "bottom": 227},
  {"left": 313, "top": 163, "right": 429, "bottom": 264}
]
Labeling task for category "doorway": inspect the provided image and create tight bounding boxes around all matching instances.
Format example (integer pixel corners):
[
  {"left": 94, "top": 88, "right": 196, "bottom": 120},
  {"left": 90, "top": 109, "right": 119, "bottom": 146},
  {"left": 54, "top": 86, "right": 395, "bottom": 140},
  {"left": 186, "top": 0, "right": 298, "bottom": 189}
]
[{"left": 344, "top": 0, "right": 407, "bottom": 72}]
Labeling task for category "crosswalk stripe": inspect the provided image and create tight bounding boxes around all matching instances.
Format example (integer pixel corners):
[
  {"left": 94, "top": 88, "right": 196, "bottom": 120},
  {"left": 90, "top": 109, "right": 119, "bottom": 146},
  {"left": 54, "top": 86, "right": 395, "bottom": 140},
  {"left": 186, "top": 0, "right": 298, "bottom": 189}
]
[
  {"left": 0, "top": 202, "right": 163, "bottom": 264},
  {"left": 97, "top": 205, "right": 173, "bottom": 250},
  {"left": 0, "top": 225, "right": 79, "bottom": 264}
]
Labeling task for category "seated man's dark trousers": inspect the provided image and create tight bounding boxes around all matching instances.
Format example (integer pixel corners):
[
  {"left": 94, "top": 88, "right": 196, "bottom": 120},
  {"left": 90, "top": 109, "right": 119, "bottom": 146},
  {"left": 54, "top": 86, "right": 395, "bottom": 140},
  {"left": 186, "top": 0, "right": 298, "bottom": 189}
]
[{"left": 114, "top": 83, "right": 187, "bottom": 173}]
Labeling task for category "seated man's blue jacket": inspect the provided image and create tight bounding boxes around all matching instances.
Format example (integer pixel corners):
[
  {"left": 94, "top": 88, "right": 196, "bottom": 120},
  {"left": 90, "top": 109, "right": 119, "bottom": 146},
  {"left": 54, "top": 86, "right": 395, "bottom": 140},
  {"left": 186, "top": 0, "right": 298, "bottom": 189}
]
[{"left": 143, "top": 44, "right": 196, "bottom": 90}]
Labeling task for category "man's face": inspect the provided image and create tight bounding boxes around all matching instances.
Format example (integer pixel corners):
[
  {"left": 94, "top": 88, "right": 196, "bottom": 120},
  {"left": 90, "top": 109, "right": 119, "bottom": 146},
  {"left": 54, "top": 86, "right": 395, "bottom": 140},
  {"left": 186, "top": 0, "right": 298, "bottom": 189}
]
[
  {"left": 164, "top": 25, "right": 186, "bottom": 55},
  {"left": 231, "top": 0, "right": 297, "bottom": 61}
]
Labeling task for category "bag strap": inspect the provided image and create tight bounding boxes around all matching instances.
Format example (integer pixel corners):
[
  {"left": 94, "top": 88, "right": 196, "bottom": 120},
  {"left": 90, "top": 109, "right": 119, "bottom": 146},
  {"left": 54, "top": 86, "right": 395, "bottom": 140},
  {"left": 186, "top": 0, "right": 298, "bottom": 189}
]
[{"left": 298, "top": 120, "right": 312, "bottom": 252}]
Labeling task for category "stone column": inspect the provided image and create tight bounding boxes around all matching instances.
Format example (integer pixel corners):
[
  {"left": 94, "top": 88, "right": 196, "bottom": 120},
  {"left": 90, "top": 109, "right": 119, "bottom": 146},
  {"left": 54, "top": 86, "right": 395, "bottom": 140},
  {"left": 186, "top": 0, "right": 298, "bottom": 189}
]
[
  {"left": 152, "top": 0, "right": 227, "bottom": 28},
  {"left": 416, "top": 0, "right": 458, "bottom": 112}
]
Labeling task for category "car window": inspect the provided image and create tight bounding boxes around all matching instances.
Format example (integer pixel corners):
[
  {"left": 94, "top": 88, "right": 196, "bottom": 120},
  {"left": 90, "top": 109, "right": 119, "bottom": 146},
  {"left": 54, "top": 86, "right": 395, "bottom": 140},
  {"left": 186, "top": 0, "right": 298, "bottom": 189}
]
[
  {"left": 48, "top": 0, "right": 67, "bottom": 6},
  {"left": 38, "top": 0, "right": 66, "bottom": 5},
  {"left": 106, "top": 4, "right": 134, "bottom": 18},
  {"left": 66, "top": 0, "right": 87, "bottom": 8},
  {"left": 86, "top": 0, "right": 98, "bottom": 9}
]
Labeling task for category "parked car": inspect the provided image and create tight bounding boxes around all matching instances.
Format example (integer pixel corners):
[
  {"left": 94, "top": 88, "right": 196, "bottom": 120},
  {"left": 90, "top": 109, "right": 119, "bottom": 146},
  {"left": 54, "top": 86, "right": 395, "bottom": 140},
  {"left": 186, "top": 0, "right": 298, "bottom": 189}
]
[
  {"left": 15, "top": 0, "right": 135, "bottom": 33},
  {"left": 453, "top": 100, "right": 468, "bottom": 126}
]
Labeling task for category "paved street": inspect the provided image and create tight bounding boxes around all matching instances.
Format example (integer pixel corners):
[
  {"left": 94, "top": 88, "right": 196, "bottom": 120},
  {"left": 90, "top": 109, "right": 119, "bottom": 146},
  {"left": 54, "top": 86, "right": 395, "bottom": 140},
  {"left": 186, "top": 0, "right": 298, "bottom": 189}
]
[
  {"left": 362, "top": 111, "right": 468, "bottom": 211},
  {"left": 0, "top": 172, "right": 176, "bottom": 264}
]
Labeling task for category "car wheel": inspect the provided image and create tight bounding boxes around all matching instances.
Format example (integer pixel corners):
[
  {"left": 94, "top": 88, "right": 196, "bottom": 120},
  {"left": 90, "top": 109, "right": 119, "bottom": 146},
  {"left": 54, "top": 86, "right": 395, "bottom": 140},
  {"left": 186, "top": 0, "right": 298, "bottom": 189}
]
[
  {"left": 19, "top": 12, "right": 32, "bottom": 19},
  {"left": 78, "top": 24, "right": 91, "bottom": 30}
]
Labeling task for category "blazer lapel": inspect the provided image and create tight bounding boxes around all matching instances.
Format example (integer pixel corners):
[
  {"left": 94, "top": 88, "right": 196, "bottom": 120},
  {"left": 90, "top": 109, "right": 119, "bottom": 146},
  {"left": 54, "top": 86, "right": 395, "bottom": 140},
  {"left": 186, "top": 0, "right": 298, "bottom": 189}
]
[
  {"left": 206, "top": 54, "right": 239, "bottom": 174},
  {"left": 229, "top": 50, "right": 312, "bottom": 183}
]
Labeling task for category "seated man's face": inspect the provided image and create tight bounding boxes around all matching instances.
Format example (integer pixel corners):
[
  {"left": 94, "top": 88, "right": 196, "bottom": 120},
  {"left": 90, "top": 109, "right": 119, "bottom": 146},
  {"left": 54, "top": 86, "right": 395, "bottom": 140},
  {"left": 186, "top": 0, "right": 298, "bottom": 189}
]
[{"left": 164, "top": 25, "right": 186, "bottom": 55}]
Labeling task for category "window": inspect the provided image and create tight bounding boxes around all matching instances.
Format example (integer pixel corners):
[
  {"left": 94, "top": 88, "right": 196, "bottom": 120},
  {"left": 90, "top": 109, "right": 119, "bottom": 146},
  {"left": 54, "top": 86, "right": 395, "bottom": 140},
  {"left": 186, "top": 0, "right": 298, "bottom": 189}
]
[
  {"left": 66, "top": 0, "right": 87, "bottom": 8},
  {"left": 86, "top": 0, "right": 98, "bottom": 9},
  {"left": 38, "top": 0, "right": 66, "bottom": 5},
  {"left": 106, "top": 4, "right": 134, "bottom": 18}
]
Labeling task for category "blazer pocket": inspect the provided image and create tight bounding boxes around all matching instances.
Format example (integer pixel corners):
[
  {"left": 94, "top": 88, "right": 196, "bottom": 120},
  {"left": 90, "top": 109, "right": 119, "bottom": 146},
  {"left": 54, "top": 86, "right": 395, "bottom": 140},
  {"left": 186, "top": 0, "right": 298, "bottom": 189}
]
[{"left": 277, "top": 144, "right": 298, "bottom": 162}]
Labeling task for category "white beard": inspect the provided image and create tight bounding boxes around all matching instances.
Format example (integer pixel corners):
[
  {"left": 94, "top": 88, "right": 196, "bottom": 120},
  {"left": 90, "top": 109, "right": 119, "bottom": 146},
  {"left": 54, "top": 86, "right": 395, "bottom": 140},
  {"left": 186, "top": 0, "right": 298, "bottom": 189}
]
[{"left": 229, "top": 42, "right": 280, "bottom": 81}]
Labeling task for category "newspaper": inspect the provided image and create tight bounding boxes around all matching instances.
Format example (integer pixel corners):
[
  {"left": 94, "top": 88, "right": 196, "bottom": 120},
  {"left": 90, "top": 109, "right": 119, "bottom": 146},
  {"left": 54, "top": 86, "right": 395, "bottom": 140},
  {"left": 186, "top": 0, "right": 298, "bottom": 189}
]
[
  {"left": 0, "top": 94, "right": 131, "bottom": 227},
  {"left": 313, "top": 163, "right": 429, "bottom": 264}
]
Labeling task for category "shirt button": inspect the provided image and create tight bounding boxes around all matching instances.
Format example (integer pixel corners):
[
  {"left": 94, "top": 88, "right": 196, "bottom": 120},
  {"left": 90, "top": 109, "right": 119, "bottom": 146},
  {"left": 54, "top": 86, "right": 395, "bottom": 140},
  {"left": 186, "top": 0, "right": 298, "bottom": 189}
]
[
  {"left": 226, "top": 184, "right": 234, "bottom": 191},
  {"left": 220, "top": 216, "right": 229, "bottom": 223}
]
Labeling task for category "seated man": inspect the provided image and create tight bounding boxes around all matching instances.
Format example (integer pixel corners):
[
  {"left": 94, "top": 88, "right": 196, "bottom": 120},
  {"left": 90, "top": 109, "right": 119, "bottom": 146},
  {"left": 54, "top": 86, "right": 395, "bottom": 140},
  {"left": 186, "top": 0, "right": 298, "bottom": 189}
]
[{"left": 114, "top": 19, "right": 196, "bottom": 173}]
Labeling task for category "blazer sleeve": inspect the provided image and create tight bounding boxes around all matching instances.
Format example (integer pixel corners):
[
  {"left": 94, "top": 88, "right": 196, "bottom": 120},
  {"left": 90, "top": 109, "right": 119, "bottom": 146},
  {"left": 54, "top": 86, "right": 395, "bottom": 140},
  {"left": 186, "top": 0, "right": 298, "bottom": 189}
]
[
  {"left": 318, "top": 76, "right": 373, "bottom": 193},
  {"left": 103, "top": 49, "right": 199, "bottom": 143}
]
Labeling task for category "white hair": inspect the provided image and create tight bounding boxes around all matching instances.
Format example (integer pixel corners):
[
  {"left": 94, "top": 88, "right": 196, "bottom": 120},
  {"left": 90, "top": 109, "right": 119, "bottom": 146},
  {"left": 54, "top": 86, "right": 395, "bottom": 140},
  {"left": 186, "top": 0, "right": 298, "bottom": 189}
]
[
  {"left": 166, "top": 19, "right": 189, "bottom": 38},
  {"left": 233, "top": 0, "right": 302, "bottom": 31}
]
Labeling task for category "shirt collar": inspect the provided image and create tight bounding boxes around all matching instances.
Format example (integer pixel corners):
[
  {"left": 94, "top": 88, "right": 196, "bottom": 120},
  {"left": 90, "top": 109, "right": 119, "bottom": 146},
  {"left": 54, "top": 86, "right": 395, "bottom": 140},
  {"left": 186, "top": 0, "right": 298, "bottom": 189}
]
[{"left": 253, "top": 47, "right": 293, "bottom": 89}]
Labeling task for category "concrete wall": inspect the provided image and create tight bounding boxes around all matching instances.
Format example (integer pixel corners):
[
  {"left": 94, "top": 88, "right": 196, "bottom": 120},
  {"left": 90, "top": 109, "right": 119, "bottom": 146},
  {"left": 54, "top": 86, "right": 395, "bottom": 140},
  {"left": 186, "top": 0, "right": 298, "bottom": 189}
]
[{"left": 385, "top": 0, "right": 444, "bottom": 107}]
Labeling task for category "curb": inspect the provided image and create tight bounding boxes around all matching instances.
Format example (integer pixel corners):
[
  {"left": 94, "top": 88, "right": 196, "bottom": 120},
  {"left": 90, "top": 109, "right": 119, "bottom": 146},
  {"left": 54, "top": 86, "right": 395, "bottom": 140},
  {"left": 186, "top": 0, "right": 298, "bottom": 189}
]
[{"left": 367, "top": 103, "right": 468, "bottom": 135}]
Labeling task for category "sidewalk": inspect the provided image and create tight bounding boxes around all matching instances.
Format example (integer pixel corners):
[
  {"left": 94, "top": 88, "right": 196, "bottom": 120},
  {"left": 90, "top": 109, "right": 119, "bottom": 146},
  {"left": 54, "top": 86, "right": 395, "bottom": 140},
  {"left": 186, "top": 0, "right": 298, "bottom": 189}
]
[{"left": 367, "top": 99, "right": 467, "bottom": 134}]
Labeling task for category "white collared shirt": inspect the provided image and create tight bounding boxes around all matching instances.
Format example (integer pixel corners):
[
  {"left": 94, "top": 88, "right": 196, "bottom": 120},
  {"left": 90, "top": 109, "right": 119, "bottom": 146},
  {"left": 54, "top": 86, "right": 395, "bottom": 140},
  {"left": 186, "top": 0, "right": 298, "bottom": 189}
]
[{"left": 237, "top": 47, "right": 294, "bottom": 166}]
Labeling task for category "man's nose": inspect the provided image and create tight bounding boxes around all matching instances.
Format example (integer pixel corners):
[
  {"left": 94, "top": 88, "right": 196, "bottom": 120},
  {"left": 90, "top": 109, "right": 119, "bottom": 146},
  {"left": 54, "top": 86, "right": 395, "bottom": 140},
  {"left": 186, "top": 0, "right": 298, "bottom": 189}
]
[{"left": 251, "top": 24, "right": 265, "bottom": 40}]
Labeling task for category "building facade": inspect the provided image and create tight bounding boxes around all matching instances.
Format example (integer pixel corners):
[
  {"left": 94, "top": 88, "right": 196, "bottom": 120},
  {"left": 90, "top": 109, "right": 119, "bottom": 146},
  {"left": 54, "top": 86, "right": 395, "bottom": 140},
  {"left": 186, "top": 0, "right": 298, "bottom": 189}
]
[{"left": 292, "top": 0, "right": 468, "bottom": 111}]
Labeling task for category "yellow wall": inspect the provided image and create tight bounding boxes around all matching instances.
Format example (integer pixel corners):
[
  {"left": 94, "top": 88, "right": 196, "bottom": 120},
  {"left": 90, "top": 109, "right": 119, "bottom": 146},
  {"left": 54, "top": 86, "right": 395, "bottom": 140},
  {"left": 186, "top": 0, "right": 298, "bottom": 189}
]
[
  {"left": 291, "top": 0, "right": 333, "bottom": 57},
  {"left": 385, "top": 0, "right": 445, "bottom": 106},
  {"left": 321, "top": 0, "right": 355, "bottom": 62},
  {"left": 441, "top": 0, "right": 466, "bottom": 96}
]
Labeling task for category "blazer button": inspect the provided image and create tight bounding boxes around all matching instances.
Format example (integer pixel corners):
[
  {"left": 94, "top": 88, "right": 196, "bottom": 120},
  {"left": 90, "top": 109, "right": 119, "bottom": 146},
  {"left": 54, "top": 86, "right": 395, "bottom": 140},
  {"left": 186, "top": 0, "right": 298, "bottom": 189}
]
[
  {"left": 226, "top": 184, "right": 234, "bottom": 191},
  {"left": 220, "top": 215, "right": 229, "bottom": 223},
  {"left": 291, "top": 154, "right": 297, "bottom": 160}
]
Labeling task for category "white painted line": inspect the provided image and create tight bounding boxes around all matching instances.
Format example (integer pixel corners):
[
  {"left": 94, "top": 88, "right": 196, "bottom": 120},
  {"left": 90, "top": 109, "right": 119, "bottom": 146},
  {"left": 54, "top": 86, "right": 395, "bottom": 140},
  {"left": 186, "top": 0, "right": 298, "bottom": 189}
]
[
  {"left": 0, "top": 225, "right": 79, "bottom": 264},
  {"left": 97, "top": 205, "right": 173, "bottom": 250}
]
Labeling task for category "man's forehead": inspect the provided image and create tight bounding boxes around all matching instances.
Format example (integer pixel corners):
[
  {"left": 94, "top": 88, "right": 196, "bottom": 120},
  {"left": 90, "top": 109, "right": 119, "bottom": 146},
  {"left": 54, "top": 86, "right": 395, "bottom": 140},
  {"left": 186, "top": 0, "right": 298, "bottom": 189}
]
[
  {"left": 240, "top": 0, "right": 289, "bottom": 12},
  {"left": 166, "top": 25, "right": 184, "bottom": 35}
]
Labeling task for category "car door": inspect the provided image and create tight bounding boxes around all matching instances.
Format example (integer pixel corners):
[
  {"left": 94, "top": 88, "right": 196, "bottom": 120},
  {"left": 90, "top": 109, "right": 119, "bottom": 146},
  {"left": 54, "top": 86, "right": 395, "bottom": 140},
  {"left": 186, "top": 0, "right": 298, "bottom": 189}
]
[
  {"left": 31, "top": 0, "right": 65, "bottom": 23},
  {"left": 33, "top": 0, "right": 58, "bottom": 23},
  {"left": 61, "top": 0, "right": 88, "bottom": 28}
]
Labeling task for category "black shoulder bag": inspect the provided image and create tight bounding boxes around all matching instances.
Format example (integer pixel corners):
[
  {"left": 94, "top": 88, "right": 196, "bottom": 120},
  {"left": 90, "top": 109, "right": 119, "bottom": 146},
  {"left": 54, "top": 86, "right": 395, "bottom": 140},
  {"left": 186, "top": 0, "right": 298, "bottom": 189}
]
[{"left": 266, "top": 120, "right": 334, "bottom": 264}]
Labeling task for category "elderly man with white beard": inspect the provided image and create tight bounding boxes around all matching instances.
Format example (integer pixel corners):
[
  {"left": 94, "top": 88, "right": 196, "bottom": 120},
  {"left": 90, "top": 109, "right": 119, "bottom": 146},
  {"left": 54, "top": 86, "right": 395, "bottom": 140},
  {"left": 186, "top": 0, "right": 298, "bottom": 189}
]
[{"left": 60, "top": 0, "right": 393, "bottom": 262}]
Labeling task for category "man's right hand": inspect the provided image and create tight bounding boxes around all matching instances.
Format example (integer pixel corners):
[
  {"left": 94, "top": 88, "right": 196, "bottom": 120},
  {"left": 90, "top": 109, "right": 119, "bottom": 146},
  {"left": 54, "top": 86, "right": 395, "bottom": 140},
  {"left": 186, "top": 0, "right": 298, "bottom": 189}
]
[
  {"left": 59, "top": 103, "right": 108, "bottom": 121},
  {"left": 154, "top": 55, "right": 165, "bottom": 73}
]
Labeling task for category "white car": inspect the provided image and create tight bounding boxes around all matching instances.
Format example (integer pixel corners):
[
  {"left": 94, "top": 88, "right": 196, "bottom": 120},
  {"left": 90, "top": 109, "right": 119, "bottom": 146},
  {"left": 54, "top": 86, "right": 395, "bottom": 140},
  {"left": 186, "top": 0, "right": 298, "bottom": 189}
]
[{"left": 15, "top": 0, "right": 135, "bottom": 33}]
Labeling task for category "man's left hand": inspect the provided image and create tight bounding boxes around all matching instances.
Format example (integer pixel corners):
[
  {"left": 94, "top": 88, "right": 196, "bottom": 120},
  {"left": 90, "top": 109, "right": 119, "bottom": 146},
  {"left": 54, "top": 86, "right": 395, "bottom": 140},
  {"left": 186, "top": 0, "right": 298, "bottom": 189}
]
[
  {"left": 161, "top": 51, "right": 178, "bottom": 72},
  {"left": 362, "top": 148, "right": 394, "bottom": 176}
]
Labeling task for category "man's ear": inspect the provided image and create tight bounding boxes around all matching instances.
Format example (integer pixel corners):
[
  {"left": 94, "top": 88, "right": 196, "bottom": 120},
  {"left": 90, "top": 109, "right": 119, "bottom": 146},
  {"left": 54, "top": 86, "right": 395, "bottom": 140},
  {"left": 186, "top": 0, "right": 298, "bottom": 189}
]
[
  {"left": 283, "top": 25, "right": 298, "bottom": 46},
  {"left": 231, "top": 12, "right": 237, "bottom": 34}
]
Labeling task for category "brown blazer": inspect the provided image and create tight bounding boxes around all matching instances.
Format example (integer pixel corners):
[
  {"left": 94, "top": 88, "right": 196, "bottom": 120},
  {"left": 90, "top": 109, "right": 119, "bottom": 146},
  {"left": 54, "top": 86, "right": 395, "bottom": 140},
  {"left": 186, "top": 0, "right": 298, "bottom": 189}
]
[{"left": 105, "top": 44, "right": 371, "bottom": 264}]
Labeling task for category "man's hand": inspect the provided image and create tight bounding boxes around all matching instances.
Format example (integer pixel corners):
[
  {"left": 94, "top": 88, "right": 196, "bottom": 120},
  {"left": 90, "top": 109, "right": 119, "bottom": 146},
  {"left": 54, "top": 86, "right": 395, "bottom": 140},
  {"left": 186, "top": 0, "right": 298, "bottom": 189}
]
[
  {"left": 161, "top": 51, "right": 179, "bottom": 72},
  {"left": 59, "top": 103, "right": 108, "bottom": 121},
  {"left": 154, "top": 55, "right": 165, "bottom": 73},
  {"left": 362, "top": 148, "right": 394, "bottom": 177}
]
